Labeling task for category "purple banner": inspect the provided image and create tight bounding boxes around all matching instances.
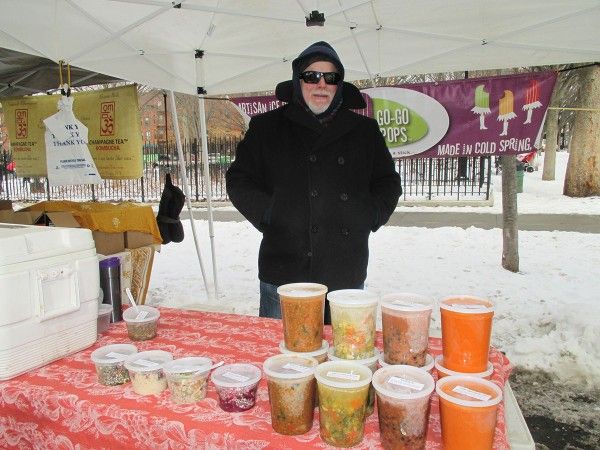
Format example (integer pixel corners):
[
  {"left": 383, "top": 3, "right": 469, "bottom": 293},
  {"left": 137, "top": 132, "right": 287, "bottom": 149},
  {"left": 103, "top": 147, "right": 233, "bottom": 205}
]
[{"left": 231, "top": 72, "right": 557, "bottom": 158}]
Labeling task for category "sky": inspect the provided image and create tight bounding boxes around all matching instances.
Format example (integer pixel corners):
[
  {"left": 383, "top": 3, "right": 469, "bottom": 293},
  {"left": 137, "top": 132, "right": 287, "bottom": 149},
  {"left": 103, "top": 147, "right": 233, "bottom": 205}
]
[{"left": 148, "top": 151, "right": 600, "bottom": 387}]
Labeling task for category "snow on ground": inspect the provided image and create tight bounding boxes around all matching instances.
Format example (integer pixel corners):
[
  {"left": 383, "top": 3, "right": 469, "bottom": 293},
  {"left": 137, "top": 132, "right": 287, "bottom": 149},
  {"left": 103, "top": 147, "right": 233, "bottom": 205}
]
[{"left": 148, "top": 152, "right": 600, "bottom": 386}]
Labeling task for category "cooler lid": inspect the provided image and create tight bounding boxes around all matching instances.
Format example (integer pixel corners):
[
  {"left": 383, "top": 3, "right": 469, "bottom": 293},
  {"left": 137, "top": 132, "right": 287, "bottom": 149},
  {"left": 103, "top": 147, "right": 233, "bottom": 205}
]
[{"left": 0, "top": 223, "right": 95, "bottom": 267}]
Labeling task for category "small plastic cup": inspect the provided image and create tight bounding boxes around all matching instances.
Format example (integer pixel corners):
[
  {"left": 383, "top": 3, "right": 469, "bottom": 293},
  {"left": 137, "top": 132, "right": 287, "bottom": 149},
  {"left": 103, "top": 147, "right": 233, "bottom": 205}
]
[
  {"left": 434, "top": 355, "right": 494, "bottom": 380},
  {"left": 163, "top": 356, "right": 213, "bottom": 404},
  {"left": 279, "top": 340, "right": 329, "bottom": 364},
  {"left": 327, "top": 347, "right": 380, "bottom": 416},
  {"left": 372, "top": 365, "right": 435, "bottom": 450},
  {"left": 211, "top": 363, "right": 262, "bottom": 412},
  {"left": 278, "top": 283, "right": 327, "bottom": 352},
  {"left": 436, "top": 375, "right": 503, "bottom": 450},
  {"left": 91, "top": 343, "right": 138, "bottom": 385},
  {"left": 328, "top": 289, "right": 379, "bottom": 359},
  {"left": 97, "top": 304, "right": 113, "bottom": 334},
  {"left": 123, "top": 305, "right": 160, "bottom": 341},
  {"left": 124, "top": 350, "right": 172, "bottom": 395},
  {"left": 380, "top": 293, "right": 434, "bottom": 366},
  {"left": 379, "top": 353, "right": 435, "bottom": 374},
  {"left": 263, "top": 354, "right": 318, "bottom": 435},
  {"left": 440, "top": 296, "right": 494, "bottom": 373},
  {"left": 315, "top": 360, "right": 372, "bottom": 447}
]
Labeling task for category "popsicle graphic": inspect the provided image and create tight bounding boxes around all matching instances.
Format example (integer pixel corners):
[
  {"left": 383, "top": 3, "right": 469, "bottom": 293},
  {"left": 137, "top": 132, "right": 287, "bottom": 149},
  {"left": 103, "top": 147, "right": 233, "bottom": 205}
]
[
  {"left": 522, "top": 79, "right": 542, "bottom": 124},
  {"left": 497, "top": 90, "right": 517, "bottom": 136},
  {"left": 471, "top": 84, "right": 491, "bottom": 130}
]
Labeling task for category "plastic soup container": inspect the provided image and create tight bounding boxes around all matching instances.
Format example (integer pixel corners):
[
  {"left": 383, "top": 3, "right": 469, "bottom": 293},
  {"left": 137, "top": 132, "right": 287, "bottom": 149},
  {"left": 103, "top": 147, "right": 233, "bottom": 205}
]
[
  {"left": 440, "top": 296, "right": 494, "bottom": 373},
  {"left": 315, "top": 360, "right": 372, "bottom": 447},
  {"left": 123, "top": 305, "right": 160, "bottom": 341},
  {"left": 91, "top": 343, "right": 138, "bottom": 385},
  {"left": 279, "top": 340, "right": 329, "bottom": 364},
  {"left": 263, "top": 354, "right": 318, "bottom": 435},
  {"left": 372, "top": 365, "right": 435, "bottom": 450},
  {"left": 124, "top": 350, "right": 173, "bottom": 395},
  {"left": 163, "top": 357, "right": 213, "bottom": 404},
  {"left": 211, "top": 363, "right": 262, "bottom": 412},
  {"left": 278, "top": 283, "right": 327, "bottom": 352},
  {"left": 434, "top": 355, "right": 494, "bottom": 380},
  {"left": 436, "top": 375, "right": 503, "bottom": 450},
  {"left": 381, "top": 293, "right": 434, "bottom": 366},
  {"left": 379, "top": 353, "right": 435, "bottom": 374},
  {"left": 328, "top": 289, "right": 379, "bottom": 359},
  {"left": 327, "top": 347, "right": 380, "bottom": 416}
]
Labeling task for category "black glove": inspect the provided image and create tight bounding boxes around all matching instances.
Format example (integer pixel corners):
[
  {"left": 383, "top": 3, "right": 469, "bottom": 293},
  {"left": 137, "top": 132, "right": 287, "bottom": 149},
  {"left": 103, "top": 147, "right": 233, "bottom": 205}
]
[{"left": 156, "top": 173, "right": 185, "bottom": 244}]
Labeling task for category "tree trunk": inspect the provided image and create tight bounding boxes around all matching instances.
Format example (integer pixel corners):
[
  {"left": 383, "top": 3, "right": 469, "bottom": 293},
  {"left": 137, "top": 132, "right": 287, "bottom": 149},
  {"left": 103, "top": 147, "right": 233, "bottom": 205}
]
[
  {"left": 501, "top": 155, "right": 519, "bottom": 272},
  {"left": 542, "top": 100, "right": 559, "bottom": 181},
  {"left": 564, "top": 65, "right": 600, "bottom": 196}
]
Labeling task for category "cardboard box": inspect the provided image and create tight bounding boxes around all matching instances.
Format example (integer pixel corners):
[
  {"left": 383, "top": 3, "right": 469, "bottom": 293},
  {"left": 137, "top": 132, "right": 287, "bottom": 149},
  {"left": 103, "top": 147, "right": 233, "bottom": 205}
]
[
  {"left": 125, "top": 230, "right": 154, "bottom": 249},
  {"left": 0, "top": 210, "right": 45, "bottom": 225},
  {"left": 0, "top": 200, "right": 12, "bottom": 211}
]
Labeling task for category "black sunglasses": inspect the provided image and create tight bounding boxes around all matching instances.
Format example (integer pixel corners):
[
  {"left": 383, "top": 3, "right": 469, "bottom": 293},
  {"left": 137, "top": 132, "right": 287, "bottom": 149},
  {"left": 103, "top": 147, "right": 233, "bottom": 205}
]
[{"left": 299, "top": 71, "right": 341, "bottom": 85}]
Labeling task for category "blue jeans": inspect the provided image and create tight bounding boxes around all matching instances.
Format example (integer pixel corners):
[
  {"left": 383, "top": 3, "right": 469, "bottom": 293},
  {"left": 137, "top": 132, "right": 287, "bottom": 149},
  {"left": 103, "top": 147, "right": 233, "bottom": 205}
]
[{"left": 259, "top": 281, "right": 365, "bottom": 322}]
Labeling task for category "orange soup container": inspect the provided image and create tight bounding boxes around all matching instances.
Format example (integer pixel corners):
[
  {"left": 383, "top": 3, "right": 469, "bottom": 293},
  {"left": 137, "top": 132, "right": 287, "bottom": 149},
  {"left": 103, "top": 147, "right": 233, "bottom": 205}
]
[
  {"left": 278, "top": 283, "right": 327, "bottom": 352},
  {"left": 440, "top": 295, "right": 494, "bottom": 373},
  {"left": 436, "top": 375, "right": 503, "bottom": 450}
]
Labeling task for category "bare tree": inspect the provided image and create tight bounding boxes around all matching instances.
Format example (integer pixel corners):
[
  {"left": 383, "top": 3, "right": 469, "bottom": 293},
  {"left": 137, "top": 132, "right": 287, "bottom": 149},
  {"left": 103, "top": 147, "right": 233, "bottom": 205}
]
[{"left": 501, "top": 155, "right": 519, "bottom": 272}]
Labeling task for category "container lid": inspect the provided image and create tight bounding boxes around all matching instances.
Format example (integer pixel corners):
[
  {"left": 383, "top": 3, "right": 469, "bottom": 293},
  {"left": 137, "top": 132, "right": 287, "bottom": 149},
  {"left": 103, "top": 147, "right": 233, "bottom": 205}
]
[
  {"left": 378, "top": 353, "right": 434, "bottom": 373},
  {"left": 314, "top": 360, "right": 372, "bottom": 389},
  {"left": 99, "top": 256, "right": 120, "bottom": 269},
  {"left": 372, "top": 365, "right": 435, "bottom": 400},
  {"left": 436, "top": 375, "right": 503, "bottom": 407},
  {"left": 163, "top": 356, "right": 213, "bottom": 375},
  {"left": 263, "top": 354, "right": 318, "bottom": 380},
  {"left": 279, "top": 340, "right": 329, "bottom": 358},
  {"left": 91, "top": 343, "right": 137, "bottom": 364},
  {"left": 124, "top": 350, "right": 172, "bottom": 372},
  {"left": 123, "top": 305, "right": 160, "bottom": 323},
  {"left": 327, "top": 289, "right": 379, "bottom": 307},
  {"left": 327, "top": 347, "right": 380, "bottom": 371},
  {"left": 439, "top": 295, "right": 494, "bottom": 314},
  {"left": 380, "top": 293, "right": 434, "bottom": 312},
  {"left": 211, "top": 363, "right": 262, "bottom": 388},
  {"left": 277, "top": 282, "right": 327, "bottom": 297},
  {"left": 98, "top": 303, "right": 113, "bottom": 317},
  {"left": 434, "top": 355, "right": 494, "bottom": 378}
]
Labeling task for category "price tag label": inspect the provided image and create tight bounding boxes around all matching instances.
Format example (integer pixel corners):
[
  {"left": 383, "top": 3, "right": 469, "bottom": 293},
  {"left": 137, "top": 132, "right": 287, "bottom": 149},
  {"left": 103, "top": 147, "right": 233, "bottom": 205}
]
[
  {"left": 452, "top": 385, "right": 492, "bottom": 401},
  {"left": 451, "top": 303, "right": 487, "bottom": 311},
  {"left": 133, "top": 359, "right": 161, "bottom": 368},
  {"left": 387, "top": 376, "right": 425, "bottom": 391},
  {"left": 222, "top": 371, "right": 250, "bottom": 382},
  {"left": 392, "top": 301, "right": 421, "bottom": 308},
  {"left": 326, "top": 371, "right": 360, "bottom": 381},
  {"left": 282, "top": 362, "right": 311, "bottom": 373},
  {"left": 135, "top": 311, "right": 149, "bottom": 320},
  {"left": 105, "top": 352, "right": 127, "bottom": 359}
]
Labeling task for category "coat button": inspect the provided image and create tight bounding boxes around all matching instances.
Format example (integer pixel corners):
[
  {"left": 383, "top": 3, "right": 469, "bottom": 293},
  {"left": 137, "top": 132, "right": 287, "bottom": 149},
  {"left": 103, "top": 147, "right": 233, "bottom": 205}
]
[
  {"left": 311, "top": 225, "right": 319, "bottom": 233},
  {"left": 338, "top": 156, "right": 345, "bottom": 165},
  {"left": 341, "top": 227, "right": 349, "bottom": 236},
  {"left": 310, "top": 189, "right": 319, "bottom": 198},
  {"left": 340, "top": 193, "right": 348, "bottom": 201},
  {"left": 309, "top": 154, "right": 317, "bottom": 163},
  {"left": 307, "top": 251, "right": 313, "bottom": 257}
]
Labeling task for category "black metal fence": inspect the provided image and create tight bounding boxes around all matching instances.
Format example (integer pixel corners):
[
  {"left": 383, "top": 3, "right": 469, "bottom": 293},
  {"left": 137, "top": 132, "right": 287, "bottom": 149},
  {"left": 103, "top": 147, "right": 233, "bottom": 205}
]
[{"left": 1, "top": 140, "right": 491, "bottom": 203}]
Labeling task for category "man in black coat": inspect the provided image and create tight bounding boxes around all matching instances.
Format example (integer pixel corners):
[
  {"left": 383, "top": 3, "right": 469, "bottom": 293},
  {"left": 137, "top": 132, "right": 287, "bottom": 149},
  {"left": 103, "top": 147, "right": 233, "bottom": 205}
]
[{"left": 226, "top": 41, "right": 401, "bottom": 324}]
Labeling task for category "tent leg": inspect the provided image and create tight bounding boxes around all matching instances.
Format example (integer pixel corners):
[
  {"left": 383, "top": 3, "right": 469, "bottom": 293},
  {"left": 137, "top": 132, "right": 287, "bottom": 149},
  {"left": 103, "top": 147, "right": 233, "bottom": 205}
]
[{"left": 168, "top": 90, "right": 211, "bottom": 298}]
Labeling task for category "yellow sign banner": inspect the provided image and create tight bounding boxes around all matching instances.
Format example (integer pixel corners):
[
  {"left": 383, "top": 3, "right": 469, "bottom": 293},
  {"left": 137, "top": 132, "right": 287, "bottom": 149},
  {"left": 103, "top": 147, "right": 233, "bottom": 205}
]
[{"left": 2, "top": 85, "right": 143, "bottom": 179}]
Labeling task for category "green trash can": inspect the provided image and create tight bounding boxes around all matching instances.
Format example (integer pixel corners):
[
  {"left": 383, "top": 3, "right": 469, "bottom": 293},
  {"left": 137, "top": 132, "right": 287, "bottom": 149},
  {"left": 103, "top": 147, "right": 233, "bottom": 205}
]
[{"left": 516, "top": 163, "right": 524, "bottom": 193}]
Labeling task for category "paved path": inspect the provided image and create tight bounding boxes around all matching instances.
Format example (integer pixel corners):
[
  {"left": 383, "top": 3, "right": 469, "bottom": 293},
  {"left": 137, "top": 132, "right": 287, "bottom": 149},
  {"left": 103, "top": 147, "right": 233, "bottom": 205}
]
[{"left": 182, "top": 208, "right": 600, "bottom": 233}]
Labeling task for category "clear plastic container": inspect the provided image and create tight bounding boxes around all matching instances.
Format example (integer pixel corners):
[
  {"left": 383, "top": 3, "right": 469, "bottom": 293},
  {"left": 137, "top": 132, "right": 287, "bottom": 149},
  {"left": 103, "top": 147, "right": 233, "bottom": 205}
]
[
  {"left": 97, "top": 304, "right": 113, "bottom": 335},
  {"left": 90, "top": 343, "right": 138, "bottom": 386},
  {"left": 124, "top": 350, "right": 172, "bottom": 395},
  {"left": 263, "top": 354, "right": 318, "bottom": 435},
  {"left": 123, "top": 305, "right": 160, "bottom": 341},
  {"left": 379, "top": 353, "right": 435, "bottom": 374},
  {"left": 163, "top": 356, "right": 213, "bottom": 404},
  {"left": 434, "top": 355, "right": 494, "bottom": 380},
  {"left": 211, "top": 363, "right": 262, "bottom": 412},
  {"left": 380, "top": 293, "right": 434, "bottom": 366},
  {"left": 278, "top": 340, "right": 329, "bottom": 364},
  {"left": 372, "top": 365, "right": 435, "bottom": 450},
  {"left": 315, "top": 360, "right": 372, "bottom": 447},
  {"left": 328, "top": 289, "right": 379, "bottom": 359}
]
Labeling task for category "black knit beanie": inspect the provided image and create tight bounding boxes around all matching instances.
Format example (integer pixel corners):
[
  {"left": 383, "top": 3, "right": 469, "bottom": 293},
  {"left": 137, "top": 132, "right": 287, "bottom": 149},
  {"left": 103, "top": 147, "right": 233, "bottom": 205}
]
[{"left": 292, "top": 41, "right": 344, "bottom": 119}]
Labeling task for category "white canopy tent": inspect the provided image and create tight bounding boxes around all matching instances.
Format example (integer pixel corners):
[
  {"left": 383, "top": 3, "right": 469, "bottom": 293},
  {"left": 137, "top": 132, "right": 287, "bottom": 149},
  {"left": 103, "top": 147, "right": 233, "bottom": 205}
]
[{"left": 1, "top": 0, "right": 599, "bottom": 298}]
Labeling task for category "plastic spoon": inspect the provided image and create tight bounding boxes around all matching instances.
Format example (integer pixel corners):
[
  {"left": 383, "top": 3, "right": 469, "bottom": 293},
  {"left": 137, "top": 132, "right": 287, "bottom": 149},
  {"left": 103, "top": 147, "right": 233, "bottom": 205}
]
[
  {"left": 125, "top": 288, "right": 140, "bottom": 315},
  {"left": 195, "top": 360, "right": 224, "bottom": 376}
]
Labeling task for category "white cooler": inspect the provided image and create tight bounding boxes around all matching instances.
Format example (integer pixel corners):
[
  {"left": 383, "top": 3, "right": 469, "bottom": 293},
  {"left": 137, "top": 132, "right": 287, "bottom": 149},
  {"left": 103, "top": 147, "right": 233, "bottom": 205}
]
[{"left": 0, "top": 223, "right": 99, "bottom": 380}]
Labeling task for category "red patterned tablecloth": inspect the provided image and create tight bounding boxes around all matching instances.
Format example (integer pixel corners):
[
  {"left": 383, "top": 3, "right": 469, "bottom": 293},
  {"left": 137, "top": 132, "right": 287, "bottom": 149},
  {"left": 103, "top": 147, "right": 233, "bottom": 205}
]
[{"left": 0, "top": 307, "right": 512, "bottom": 449}]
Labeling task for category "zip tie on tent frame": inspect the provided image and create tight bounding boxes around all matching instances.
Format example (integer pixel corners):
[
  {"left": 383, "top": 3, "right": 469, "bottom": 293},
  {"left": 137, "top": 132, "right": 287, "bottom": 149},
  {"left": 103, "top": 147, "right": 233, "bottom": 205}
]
[{"left": 58, "top": 60, "right": 71, "bottom": 97}]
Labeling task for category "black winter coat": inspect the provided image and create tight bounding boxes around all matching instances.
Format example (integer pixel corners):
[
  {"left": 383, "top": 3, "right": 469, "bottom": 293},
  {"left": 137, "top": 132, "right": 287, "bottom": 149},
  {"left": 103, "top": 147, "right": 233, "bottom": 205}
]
[{"left": 226, "top": 96, "right": 401, "bottom": 293}]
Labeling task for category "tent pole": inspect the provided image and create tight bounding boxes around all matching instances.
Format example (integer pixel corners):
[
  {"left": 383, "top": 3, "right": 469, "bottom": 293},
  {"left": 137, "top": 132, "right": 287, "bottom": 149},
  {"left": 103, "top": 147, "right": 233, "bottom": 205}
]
[
  {"left": 167, "top": 90, "right": 211, "bottom": 298},
  {"left": 197, "top": 95, "right": 219, "bottom": 297}
]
